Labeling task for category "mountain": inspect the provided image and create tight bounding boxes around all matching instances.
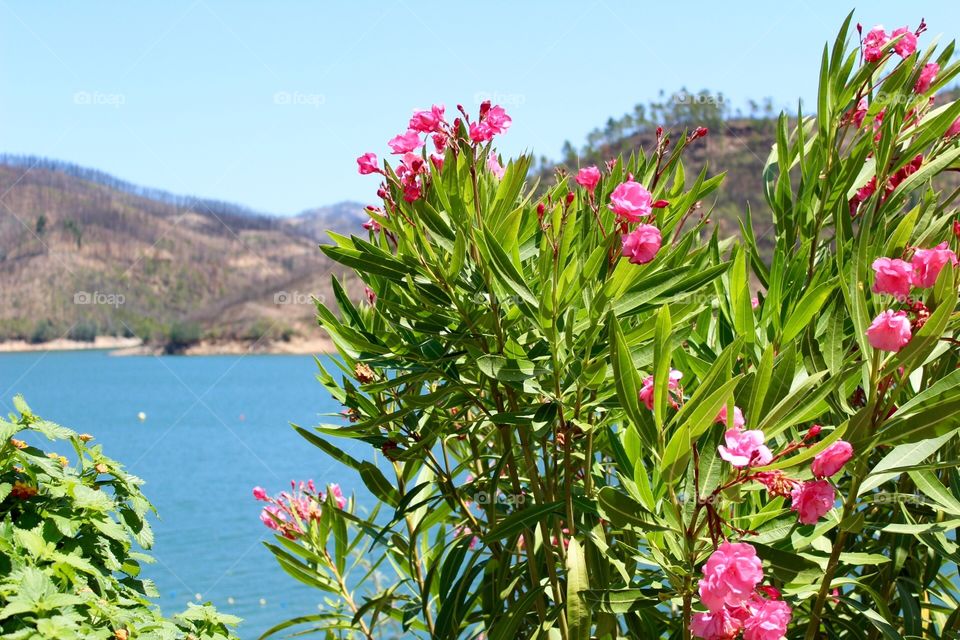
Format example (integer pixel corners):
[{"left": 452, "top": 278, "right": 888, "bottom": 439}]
[
  {"left": 0, "top": 156, "right": 365, "bottom": 349},
  {"left": 286, "top": 201, "right": 369, "bottom": 243}
]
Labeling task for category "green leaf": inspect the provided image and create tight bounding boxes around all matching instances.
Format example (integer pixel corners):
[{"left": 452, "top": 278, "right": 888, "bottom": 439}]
[
  {"left": 596, "top": 487, "right": 671, "bottom": 532},
  {"left": 578, "top": 589, "right": 659, "bottom": 614},
  {"left": 860, "top": 429, "right": 958, "bottom": 493},
  {"left": 781, "top": 279, "right": 837, "bottom": 344},
  {"left": 653, "top": 305, "right": 673, "bottom": 429},
  {"left": 609, "top": 312, "right": 656, "bottom": 449},
  {"left": 566, "top": 538, "right": 591, "bottom": 640}
]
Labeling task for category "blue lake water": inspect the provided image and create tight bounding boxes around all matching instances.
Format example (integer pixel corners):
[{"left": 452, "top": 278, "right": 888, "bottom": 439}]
[{"left": 0, "top": 350, "right": 369, "bottom": 639}]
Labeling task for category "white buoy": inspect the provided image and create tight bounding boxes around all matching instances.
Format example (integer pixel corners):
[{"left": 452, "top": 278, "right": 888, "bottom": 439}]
[
  {"left": 194, "top": 593, "right": 201, "bottom": 601},
  {"left": 227, "top": 597, "right": 235, "bottom": 605},
  {"left": 259, "top": 598, "right": 267, "bottom": 606},
  {"left": 137, "top": 412, "right": 146, "bottom": 422}
]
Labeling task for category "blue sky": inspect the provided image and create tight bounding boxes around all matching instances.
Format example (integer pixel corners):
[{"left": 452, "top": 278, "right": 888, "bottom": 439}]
[{"left": 1, "top": 1, "right": 958, "bottom": 214}]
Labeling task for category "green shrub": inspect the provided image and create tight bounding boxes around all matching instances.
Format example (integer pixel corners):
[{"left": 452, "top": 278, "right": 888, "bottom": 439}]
[
  {"left": 164, "top": 321, "right": 202, "bottom": 354},
  {"left": 29, "top": 320, "right": 60, "bottom": 344},
  {"left": 68, "top": 320, "right": 98, "bottom": 343},
  {"left": 0, "top": 396, "right": 240, "bottom": 639},
  {"left": 259, "top": 15, "right": 960, "bottom": 640}
]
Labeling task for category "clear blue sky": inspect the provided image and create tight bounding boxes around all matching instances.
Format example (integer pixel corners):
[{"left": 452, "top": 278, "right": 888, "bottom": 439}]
[{"left": 1, "top": 1, "right": 957, "bottom": 214}]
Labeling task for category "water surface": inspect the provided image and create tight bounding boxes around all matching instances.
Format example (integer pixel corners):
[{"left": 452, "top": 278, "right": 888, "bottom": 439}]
[{"left": 0, "top": 350, "right": 367, "bottom": 639}]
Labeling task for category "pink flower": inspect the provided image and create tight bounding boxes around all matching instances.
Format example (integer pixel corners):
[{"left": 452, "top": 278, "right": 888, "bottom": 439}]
[
  {"left": 260, "top": 505, "right": 285, "bottom": 531},
  {"left": 639, "top": 369, "right": 683, "bottom": 410},
  {"left": 851, "top": 97, "right": 868, "bottom": 128},
  {"left": 253, "top": 486, "right": 268, "bottom": 501},
  {"left": 575, "top": 166, "right": 601, "bottom": 192},
  {"left": 947, "top": 117, "right": 960, "bottom": 138},
  {"left": 486, "top": 153, "right": 505, "bottom": 179},
  {"left": 849, "top": 176, "right": 877, "bottom": 217},
  {"left": 790, "top": 479, "right": 836, "bottom": 524},
  {"left": 697, "top": 542, "right": 765, "bottom": 611},
  {"left": 485, "top": 104, "right": 512, "bottom": 132},
  {"left": 718, "top": 428, "right": 773, "bottom": 468},
  {"left": 327, "top": 483, "right": 347, "bottom": 509},
  {"left": 911, "top": 242, "right": 958, "bottom": 288},
  {"left": 469, "top": 102, "right": 512, "bottom": 143},
  {"left": 743, "top": 599, "right": 792, "bottom": 640},
  {"left": 691, "top": 608, "right": 741, "bottom": 640},
  {"left": 866, "top": 310, "right": 912, "bottom": 352},
  {"left": 811, "top": 440, "right": 853, "bottom": 479},
  {"left": 409, "top": 104, "right": 445, "bottom": 133},
  {"left": 751, "top": 296, "right": 760, "bottom": 309},
  {"left": 388, "top": 130, "right": 423, "bottom": 154},
  {"left": 621, "top": 224, "right": 662, "bottom": 264},
  {"left": 608, "top": 181, "right": 653, "bottom": 222},
  {"left": 755, "top": 470, "right": 801, "bottom": 499},
  {"left": 915, "top": 62, "right": 939, "bottom": 93},
  {"left": 892, "top": 27, "right": 918, "bottom": 57},
  {"left": 716, "top": 405, "right": 745, "bottom": 429},
  {"left": 863, "top": 26, "right": 890, "bottom": 63},
  {"left": 356, "top": 152, "right": 380, "bottom": 175},
  {"left": 430, "top": 152, "right": 444, "bottom": 171},
  {"left": 362, "top": 218, "right": 381, "bottom": 232},
  {"left": 871, "top": 257, "right": 913, "bottom": 299}
]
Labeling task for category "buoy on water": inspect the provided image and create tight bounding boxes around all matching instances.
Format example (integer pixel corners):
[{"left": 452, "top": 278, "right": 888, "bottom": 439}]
[{"left": 137, "top": 412, "right": 147, "bottom": 422}]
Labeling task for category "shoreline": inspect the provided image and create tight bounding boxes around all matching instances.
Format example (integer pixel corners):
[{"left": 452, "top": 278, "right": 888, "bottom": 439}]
[{"left": 0, "top": 336, "right": 337, "bottom": 356}]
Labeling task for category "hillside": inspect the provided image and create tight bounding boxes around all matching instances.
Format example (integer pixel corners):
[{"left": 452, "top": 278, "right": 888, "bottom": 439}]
[
  {"left": 0, "top": 156, "right": 366, "bottom": 350},
  {"left": 544, "top": 88, "right": 959, "bottom": 255}
]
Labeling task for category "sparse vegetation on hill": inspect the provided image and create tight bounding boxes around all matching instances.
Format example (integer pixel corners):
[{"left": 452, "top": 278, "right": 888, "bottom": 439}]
[{"left": 0, "top": 157, "right": 365, "bottom": 348}]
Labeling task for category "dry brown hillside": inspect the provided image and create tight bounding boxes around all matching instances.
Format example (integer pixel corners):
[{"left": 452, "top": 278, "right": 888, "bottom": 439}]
[{"left": 0, "top": 158, "right": 365, "bottom": 348}]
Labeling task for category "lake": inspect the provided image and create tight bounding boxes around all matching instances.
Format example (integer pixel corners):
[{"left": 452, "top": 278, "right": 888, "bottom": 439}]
[{"left": 0, "top": 350, "right": 369, "bottom": 639}]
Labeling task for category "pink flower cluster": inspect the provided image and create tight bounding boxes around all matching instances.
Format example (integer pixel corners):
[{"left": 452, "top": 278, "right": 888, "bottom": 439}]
[
  {"left": 693, "top": 542, "right": 792, "bottom": 640},
  {"left": 862, "top": 24, "right": 920, "bottom": 63},
  {"left": 253, "top": 480, "right": 346, "bottom": 540},
  {"left": 867, "top": 242, "right": 957, "bottom": 352},
  {"left": 849, "top": 154, "right": 923, "bottom": 217},
  {"left": 354, "top": 101, "right": 511, "bottom": 213},
  {"left": 609, "top": 179, "right": 663, "bottom": 265},
  {"left": 712, "top": 398, "right": 852, "bottom": 526},
  {"left": 638, "top": 369, "right": 683, "bottom": 410}
]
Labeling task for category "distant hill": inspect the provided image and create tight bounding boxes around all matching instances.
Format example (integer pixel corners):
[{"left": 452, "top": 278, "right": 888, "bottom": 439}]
[
  {"left": 0, "top": 155, "right": 366, "bottom": 348},
  {"left": 542, "top": 87, "right": 960, "bottom": 254}
]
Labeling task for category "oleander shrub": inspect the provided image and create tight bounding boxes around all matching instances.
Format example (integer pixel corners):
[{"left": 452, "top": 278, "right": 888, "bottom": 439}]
[
  {"left": 0, "top": 396, "right": 240, "bottom": 639},
  {"left": 260, "top": 15, "right": 960, "bottom": 639}
]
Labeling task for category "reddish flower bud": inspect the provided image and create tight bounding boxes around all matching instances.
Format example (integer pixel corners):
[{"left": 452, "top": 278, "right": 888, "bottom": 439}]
[
  {"left": 688, "top": 126, "right": 708, "bottom": 142},
  {"left": 652, "top": 199, "right": 669, "bottom": 209},
  {"left": 805, "top": 424, "right": 822, "bottom": 440},
  {"left": 759, "top": 585, "right": 782, "bottom": 600},
  {"left": 565, "top": 192, "right": 575, "bottom": 206},
  {"left": 537, "top": 203, "right": 546, "bottom": 216}
]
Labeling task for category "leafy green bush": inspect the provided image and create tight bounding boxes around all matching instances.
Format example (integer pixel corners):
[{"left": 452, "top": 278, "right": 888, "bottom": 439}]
[
  {"left": 164, "top": 322, "right": 202, "bottom": 354},
  {"left": 68, "top": 321, "right": 98, "bottom": 343},
  {"left": 0, "top": 396, "right": 240, "bottom": 639},
  {"left": 29, "top": 320, "right": 60, "bottom": 345},
  {"left": 259, "top": 15, "right": 960, "bottom": 640}
]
